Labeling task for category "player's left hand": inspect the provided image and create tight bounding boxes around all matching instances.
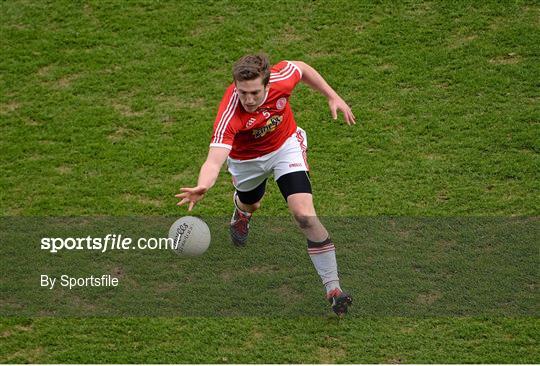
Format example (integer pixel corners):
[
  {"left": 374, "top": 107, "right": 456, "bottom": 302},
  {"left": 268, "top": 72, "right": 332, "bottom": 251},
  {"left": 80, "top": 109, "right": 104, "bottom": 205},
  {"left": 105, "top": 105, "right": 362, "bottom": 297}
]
[{"left": 328, "top": 96, "right": 356, "bottom": 125}]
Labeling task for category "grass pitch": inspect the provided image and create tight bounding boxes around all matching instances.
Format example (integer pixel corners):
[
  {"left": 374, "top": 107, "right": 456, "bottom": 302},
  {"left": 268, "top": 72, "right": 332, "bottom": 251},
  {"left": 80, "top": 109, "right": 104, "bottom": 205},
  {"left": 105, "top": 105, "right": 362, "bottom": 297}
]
[{"left": 1, "top": 0, "right": 539, "bottom": 363}]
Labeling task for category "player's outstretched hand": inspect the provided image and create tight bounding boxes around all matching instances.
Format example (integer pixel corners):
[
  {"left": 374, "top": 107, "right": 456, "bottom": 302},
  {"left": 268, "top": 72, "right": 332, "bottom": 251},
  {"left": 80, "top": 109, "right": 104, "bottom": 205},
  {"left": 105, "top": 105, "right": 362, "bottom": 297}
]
[
  {"left": 175, "top": 185, "right": 208, "bottom": 211},
  {"left": 328, "top": 96, "right": 356, "bottom": 125}
]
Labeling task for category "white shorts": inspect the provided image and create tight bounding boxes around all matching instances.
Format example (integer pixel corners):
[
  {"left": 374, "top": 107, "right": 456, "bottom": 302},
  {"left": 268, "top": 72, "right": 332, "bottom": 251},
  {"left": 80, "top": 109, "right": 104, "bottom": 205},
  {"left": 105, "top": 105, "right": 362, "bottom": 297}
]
[{"left": 228, "top": 127, "right": 310, "bottom": 192}]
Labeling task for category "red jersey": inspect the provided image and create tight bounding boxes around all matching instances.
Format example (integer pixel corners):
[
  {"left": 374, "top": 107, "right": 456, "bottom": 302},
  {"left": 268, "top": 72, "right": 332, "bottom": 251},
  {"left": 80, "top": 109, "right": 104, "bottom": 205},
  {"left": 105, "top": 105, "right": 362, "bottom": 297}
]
[{"left": 210, "top": 60, "right": 302, "bottom": 160}]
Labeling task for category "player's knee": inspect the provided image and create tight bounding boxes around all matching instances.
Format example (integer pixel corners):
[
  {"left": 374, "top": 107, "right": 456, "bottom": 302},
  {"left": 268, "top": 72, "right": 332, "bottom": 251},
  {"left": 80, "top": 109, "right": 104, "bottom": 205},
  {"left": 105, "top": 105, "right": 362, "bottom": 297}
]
[
  {"left": 238, "top": 199, "right": 261, "bottom": 213},
  {"left": 248, "top": 201, "right": 261, "bottom": 211},
  {"left": 293, "top": 213, "right": 316, "bottom": 230}
]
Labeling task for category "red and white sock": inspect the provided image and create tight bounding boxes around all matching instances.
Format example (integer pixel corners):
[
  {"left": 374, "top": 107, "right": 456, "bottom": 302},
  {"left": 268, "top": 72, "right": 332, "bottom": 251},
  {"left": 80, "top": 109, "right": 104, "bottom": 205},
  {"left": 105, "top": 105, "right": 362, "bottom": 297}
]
[{"left": 307, "top": 237, "right": 341, "bottom": 294}]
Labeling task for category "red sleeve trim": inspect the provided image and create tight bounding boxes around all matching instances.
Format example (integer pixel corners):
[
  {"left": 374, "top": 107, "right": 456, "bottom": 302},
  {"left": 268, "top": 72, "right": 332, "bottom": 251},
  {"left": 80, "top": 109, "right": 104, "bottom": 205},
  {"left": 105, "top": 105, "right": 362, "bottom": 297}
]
[
  {"left": 269, "top": 61, "right": 302, "bottom": 83},
  {"left": 212, "top": 89, "right": 239, "bottom": 144}
]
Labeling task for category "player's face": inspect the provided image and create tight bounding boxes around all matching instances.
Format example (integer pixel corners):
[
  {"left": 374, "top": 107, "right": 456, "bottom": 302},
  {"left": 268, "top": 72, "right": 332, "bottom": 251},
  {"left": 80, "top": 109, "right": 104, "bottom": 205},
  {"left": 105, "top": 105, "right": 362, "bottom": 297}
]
[{"left": 235, "top": 77, "right": 268, "bottom": 113}]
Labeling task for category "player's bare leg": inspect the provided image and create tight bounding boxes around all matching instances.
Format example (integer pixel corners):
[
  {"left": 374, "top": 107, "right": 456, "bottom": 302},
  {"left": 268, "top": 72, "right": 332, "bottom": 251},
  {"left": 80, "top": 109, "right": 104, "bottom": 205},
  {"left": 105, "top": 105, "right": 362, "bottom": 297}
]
[
  {"left": 286, "top": 193, "right": 327, "bottom": 241},
  {"left": 287, "top": 193, "right": 352, "bottom": 315}
]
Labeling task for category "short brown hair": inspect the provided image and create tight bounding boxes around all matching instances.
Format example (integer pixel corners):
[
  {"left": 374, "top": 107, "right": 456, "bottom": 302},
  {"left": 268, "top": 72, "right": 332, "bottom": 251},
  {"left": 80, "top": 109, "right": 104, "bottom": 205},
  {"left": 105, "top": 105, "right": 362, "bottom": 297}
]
[{"left": 233, "top": 54, "right": 271, "bottom": 86}]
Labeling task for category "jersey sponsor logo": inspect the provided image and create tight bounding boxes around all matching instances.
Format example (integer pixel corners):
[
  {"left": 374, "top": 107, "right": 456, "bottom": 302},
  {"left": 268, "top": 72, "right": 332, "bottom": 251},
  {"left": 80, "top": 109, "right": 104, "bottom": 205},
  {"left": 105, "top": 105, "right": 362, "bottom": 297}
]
[
  {"left": 289, "top": 163, "right": 302, "bottom": 168},
  {"left": 276, "top": 97, "right": 287, "bottom": 110},
  {"left": 252, "top": 115, "right": 283, "bottom": 139},
  {"left": 246, "top": 117, "right": 256, "bottom": 128}
]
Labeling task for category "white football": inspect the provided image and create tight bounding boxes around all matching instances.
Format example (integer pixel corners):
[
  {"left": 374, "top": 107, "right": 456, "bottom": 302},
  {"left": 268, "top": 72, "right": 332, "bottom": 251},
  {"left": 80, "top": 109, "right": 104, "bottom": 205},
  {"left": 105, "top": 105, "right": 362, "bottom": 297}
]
[{"left": 168, "top": 216, "right": 211, "bottom": 257}]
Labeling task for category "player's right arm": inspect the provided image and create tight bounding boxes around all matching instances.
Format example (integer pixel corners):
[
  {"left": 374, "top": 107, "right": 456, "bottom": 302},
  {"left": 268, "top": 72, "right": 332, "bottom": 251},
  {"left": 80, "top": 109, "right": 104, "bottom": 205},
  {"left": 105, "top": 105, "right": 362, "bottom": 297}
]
[
  {"left": 176, "top": 85, "right": 238, "bottom": 211},
  {"left": 175, "top": 146, "right": 230, "bottom": 211}
]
